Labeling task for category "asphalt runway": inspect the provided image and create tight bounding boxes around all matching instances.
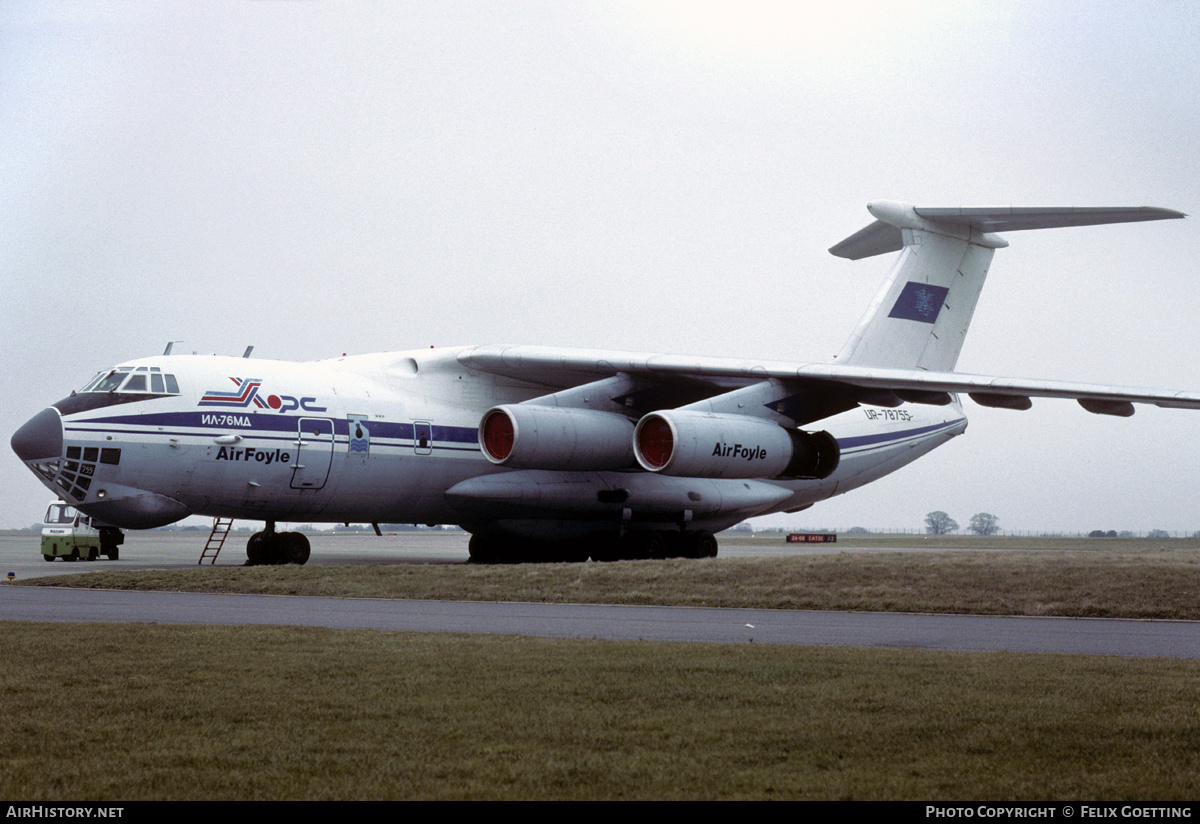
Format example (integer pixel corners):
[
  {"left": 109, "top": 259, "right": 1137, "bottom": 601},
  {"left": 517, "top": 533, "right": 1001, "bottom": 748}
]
[{"left": 4, "top": 531, "right": 1199, "bottom": 658}]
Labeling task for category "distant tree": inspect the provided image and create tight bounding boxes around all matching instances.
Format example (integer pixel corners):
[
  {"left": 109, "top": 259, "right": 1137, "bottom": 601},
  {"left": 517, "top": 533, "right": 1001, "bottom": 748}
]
[
  {"left": 925, "top": 511, "right": 958, "bottom": 535},
  {"left": 968, "top": 512, "right": 1000, "bottom": 536},
  {"left": 1148, "top": 529, "right": 1171, "bottom": 538},
  {"left": 846, "top": 526, "right": 870, "bottom": 534}
]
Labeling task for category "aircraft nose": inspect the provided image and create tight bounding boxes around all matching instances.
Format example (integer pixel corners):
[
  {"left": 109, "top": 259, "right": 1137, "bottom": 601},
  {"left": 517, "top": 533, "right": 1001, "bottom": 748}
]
[{"left": 11, "top": 407, "right": 64, "bottom": 462}]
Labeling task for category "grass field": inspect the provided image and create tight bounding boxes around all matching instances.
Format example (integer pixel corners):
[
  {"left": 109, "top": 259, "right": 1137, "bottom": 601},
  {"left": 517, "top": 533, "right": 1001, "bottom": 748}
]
[
  {"left": 4, "top": 622, "right": 1200, "bottom": 801},
  {"left": 7, "top": 534, "right": 1200, "bottom": 800}
]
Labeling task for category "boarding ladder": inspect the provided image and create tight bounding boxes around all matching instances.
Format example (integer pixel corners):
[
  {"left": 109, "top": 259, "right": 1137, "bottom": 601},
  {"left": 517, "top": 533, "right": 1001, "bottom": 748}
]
[{"left": 199, "top": 517, "right": 234, "bottom": 565}]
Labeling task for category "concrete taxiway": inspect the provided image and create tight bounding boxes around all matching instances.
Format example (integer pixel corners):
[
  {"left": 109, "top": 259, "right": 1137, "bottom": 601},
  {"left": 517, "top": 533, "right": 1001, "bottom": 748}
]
[{"left": 3, "top": 586, "right": 1200, "bottom": 658}]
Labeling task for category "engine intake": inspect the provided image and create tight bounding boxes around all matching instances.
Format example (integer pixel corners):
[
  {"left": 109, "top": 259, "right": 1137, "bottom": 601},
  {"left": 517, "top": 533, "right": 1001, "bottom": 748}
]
[
  {"left": 479, "top": 405, "right": 635, "bottom": 470},
  {"left": 633, "top": 411, "right": 839, "bottom": 480}
]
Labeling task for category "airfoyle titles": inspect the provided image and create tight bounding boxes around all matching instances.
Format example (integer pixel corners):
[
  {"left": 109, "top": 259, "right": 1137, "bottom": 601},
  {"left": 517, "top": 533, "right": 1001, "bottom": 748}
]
[
  {"left": 215, "top": 446, "right": 292, "bottom": 465},
  {"left": 713, "top": 442, "right": 768, "bottom": 461}
]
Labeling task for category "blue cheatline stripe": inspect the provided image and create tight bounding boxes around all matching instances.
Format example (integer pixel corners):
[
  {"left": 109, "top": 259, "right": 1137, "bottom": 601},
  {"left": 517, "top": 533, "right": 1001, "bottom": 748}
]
[
  {"left": 69, "top": 411, "right": 482, "bottom": 445},
  {"left": 63, "top": 424, "right": 485, "bottom": 457},
  {"left": 837, "top": 418, "right": 965, "bottom": 454}
]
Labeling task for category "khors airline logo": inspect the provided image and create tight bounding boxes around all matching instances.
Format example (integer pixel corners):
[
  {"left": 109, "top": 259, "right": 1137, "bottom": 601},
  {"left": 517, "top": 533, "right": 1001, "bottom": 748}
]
[{"left": 200, "top": 377, "right": 327, "bottom": 412}]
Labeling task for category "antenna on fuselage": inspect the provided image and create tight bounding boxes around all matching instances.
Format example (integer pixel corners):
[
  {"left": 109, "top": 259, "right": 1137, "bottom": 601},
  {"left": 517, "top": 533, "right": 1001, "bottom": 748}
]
[
  {"left": 163, "top": 341, "right": 182, "bottom": 355},
  {"left": 242, "top": 346, "right": 254, "bottom": 359}
]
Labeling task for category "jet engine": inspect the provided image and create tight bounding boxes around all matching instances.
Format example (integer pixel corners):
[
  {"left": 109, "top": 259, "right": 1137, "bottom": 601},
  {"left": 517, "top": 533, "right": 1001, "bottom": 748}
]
[
  {"left": 633, "top": 410, "right": 839, "bottom": 480},
  {"left": 479, "top": 405, "right": 636, "bottom": 470}
]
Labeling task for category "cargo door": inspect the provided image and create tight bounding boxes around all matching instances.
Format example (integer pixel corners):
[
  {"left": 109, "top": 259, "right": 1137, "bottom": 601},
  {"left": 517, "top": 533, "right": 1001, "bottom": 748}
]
[{"left": 291, "top": 417, "right": 335, "bottom": 489}]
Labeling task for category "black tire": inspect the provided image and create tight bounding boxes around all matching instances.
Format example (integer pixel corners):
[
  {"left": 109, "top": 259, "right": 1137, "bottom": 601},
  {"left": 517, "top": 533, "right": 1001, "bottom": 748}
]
[
  {"left": 246, "top": 532, "right": 269, "bottom": 566},
  {"left": 468, "top": 535, "right": 500, "bottom": 564},
  {"left": 65, "top": 548, "right": 79, "bottom": 562},
  {"left": 43, "top": 553, "right": 55, "bottom": 562},
  {"left": 282, "top": 532, "right": 311, "bottom": 565},
  {"left": 638, "top": 531, "right": 666, "bottom": 560},
  {"left": 684, "top": 530, "right": 719, "bottom": 559},
  {"left": 554, "top": 542, "right": 592, "bottom": 564},
  {"left": 588, "top": 535, "right": 622, "bottom": 562}
]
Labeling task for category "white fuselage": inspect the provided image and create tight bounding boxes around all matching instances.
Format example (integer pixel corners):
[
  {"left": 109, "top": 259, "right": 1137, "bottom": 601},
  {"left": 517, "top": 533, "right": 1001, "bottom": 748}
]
[{"left": 22, "top": 347, "right": 966, "bottom": 539}]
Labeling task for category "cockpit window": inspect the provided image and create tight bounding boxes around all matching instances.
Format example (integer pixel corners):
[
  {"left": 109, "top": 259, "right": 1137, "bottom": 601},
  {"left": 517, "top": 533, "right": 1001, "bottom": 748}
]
[
  {"left": 77, "top": 366, "right": 180, "bottom": 396},
  {"left": 91, "top": 370, "right": 129, "bottom": 393},
  {"left": 56, "top": 365, "right": 182, "bottom": 415}
]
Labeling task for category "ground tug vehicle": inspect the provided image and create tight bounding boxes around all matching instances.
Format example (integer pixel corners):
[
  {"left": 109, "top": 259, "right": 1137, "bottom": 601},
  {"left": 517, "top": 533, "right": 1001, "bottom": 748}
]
[{"left": 41, "top": 501, "right": 123, "bottom": 561}]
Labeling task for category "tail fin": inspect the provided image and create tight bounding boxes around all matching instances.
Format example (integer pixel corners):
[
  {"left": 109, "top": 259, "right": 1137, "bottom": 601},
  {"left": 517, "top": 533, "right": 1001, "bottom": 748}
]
[{"left": 830, "top": 202, "right": 1184, "bottom": 372}]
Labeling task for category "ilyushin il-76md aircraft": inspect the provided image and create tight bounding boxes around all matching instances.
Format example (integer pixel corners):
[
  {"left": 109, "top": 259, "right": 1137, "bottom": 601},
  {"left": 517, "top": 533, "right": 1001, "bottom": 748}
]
[{"left": 12, "top": 202, "right": 1199, "bottom": 564}]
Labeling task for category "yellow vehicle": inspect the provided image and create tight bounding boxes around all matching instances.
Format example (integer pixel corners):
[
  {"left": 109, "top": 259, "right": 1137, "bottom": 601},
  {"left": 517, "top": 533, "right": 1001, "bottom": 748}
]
[{"left": 41, "top": 501, "right": 123, "bottom": 562}]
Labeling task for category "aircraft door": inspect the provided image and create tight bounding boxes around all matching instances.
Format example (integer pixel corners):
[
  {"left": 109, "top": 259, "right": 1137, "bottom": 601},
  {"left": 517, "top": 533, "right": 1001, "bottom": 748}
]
[{"left": 291, "top": 417, "right": 335, "bottom": 490}]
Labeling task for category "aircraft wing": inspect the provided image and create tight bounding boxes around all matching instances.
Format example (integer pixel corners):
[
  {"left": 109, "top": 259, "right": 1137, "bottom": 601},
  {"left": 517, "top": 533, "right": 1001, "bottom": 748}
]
[{"left": 457, "top": 345, "right": 1200, "bottom": 421}]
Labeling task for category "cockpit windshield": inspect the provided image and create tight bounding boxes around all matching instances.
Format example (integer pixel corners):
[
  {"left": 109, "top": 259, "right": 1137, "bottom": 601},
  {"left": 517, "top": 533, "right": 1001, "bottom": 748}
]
[
  {"left": 54, "top": 365, "right": 182, "bottom": 415},
  {"left": 79, "top": 366, "right": 180, "bottom": 396}
]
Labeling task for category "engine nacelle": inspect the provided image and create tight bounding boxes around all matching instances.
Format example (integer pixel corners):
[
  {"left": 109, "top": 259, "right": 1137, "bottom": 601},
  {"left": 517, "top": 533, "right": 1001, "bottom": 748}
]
[
  {"left": 633, "top": 411, "right": 839, "bottom": 480},
  {"left": 479, "top": 405, "right": 635, "bottom": 470}
]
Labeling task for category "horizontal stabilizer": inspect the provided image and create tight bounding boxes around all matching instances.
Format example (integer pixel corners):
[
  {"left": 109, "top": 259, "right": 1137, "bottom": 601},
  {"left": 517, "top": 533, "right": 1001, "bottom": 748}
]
[
  {"left": 827, "top": 219, "right": 901, "bottom": 260},
  {"left": 830, "top": 203, "right": 1185, "bottom": 260}
]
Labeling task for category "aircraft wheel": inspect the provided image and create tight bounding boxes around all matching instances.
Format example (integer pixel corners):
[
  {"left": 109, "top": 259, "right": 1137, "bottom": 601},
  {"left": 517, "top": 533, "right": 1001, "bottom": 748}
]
[
  {"left": 282, "top": 532, "right": 311, "bottom": 565},
  {"left": 555, "top": 542, "right": 591, "bottom": 563},
  {"left": 660, "top": 531, "right": 684, "bottom": 559},
  {"left": 468, "top": 535, "right": 501, "bottom": 564},
  {"left": 684, "top": 530, "right": 718, "bottom": 559},
  {"left": 104, "top": 548, "right": 119, "bottom": 561},
  {"left": 588, "top": 536, "right": 622, "bottom": 562},
  {"left": 86, "top": 547, "right": 99, "bottom": 561},
  {"left": 246, "top": 532, "right": 270, "bottom": 566},
  {"left": 638, "top": 531, "right": 666, "bottom": 560}
]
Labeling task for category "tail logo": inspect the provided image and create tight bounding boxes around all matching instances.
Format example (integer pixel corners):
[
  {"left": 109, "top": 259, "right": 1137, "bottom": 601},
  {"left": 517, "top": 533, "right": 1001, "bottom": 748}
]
[{"left": 888, "top": 282, "right": 949, "bottom": 324}]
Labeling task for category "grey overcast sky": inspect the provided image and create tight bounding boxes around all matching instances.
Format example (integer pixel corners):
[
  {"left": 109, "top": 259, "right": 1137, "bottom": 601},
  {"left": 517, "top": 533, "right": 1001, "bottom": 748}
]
[{"left": 3, "top": 1, "right": 1199, "bottom": 533}]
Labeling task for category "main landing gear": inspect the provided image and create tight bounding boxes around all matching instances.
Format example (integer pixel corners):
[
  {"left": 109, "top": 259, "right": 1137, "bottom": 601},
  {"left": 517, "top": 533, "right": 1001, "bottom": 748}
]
[
  {"left": 467, "top": 529, "right": 718, "bottom": 564},
  {"left": 245, "top": 521, "right": 310, "bottom": 566}
]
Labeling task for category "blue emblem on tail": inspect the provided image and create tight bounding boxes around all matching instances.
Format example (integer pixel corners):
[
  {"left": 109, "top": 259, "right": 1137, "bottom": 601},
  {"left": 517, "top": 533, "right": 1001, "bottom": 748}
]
[{"left": 888, "top": 282, "right": 949, "bottom": 324}]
